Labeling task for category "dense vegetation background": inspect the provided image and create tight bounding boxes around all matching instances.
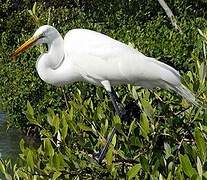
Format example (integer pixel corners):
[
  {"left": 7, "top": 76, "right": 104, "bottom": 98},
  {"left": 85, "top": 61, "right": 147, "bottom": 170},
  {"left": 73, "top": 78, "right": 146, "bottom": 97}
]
[{"left": 0, "top": 0, "right": 207, "bottom": 179}]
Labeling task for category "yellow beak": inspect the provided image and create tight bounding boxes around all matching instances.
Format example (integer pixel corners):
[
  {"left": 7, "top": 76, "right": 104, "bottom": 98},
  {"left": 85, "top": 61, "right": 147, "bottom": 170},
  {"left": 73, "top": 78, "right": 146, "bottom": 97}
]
[{"left": 10, "top": 36, "right": 39, "bottom": 58}]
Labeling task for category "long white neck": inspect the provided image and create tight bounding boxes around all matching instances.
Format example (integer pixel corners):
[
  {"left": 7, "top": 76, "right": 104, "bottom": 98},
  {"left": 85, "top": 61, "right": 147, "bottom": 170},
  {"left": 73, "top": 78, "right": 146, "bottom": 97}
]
[
  {"left": 47, "top": 36, "right": 64, "bottom": 68},
  {"left": 36, "top": 35, "right": 80, "bottom": 85}
]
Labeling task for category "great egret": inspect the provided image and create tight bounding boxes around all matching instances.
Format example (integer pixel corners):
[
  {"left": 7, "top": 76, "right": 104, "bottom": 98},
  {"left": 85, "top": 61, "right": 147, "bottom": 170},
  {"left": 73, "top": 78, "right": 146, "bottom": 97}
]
[{"left": 11, "top": 25, "right": 199, "bottom": 163}]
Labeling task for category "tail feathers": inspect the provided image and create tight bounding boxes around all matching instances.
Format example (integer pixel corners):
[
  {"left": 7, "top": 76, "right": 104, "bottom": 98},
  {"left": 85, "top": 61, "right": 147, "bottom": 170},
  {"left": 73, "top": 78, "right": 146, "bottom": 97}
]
[{"left": 168, "top": 83, "right": 202, "bottom": 107}]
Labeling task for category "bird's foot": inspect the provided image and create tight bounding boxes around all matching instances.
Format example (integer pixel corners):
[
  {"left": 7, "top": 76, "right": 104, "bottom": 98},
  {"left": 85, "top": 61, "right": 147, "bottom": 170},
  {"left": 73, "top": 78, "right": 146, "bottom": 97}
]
[
  {"left": 122, "top": 100, "right": 141, "bottom": 123},
  {"left": 92, "top": 151, "right": 105, "bottom": 164}
]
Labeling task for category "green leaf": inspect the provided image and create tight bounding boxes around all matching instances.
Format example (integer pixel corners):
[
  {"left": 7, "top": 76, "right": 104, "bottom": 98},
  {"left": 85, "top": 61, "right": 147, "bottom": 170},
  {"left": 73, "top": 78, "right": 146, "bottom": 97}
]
[
  {"left": 52, "top": 153, "right": 60, "bottom": 169},
  {"left": 127, "top": 164, "right": 141, "bottom": 179},
  {"left": 26, "top": 101, "right": 34, "bottom": 117},
  {"left": 44, "top": 139, "right": 54, "bottom": 157},
  {"left": 48, "top": 108, "right": 55, "bottom": 117},
  {"left": 164, "top": 143, "right": 172, "bottom": 159},
  {"left": 179, "top": 154, "right": 197, "bottom": 177},
  {"left": 27, "top": 116, "right": 41, "bottom": 127},
  {"left": 167, "top": 171, "right": 172, "bottom": 180},
  {"left": 78, "top": 123, "right": 93, "bottom": 132},
  {"left": 114, "top": 123, "right": 125, "bottom": 137},
  {"left": 52, "top": 171, "right": 62, "bottom": 180},
  {"left": 140, "top": 156, "right": 149, "bottom": 172},
  {"left": 26, "top": 101, "right": 42, "bottom": 127},
  {"left": 47, "top": 108, "right": 57, "bottom": 128},
  {"left": 111, "top": 134, "right": 117, "bottom": 147},
  {"left": 97, "top": 104, "right": 105, "bottom": 119},
  {"left": 32, "top": 2, "right": 37, "bottom": 15},
  {"left": 47, "top": 115, "right": 60, "bottom": 135},
  {"left": 195, "top": 128, "right": 207, "bottom": 161},
  {"left": 198, "top": 29, "right": 207, "bottom": 41},
  {"left": 28, "top": 10, "right": 33, "bottom": 17},
  {"left": 26, "top": 150, "right": 34, "bottom": 171},
  {"left": 128, "top": 119, "right": 136, "bottom": 137},
  {"left": 19, "top": 139, "right": 25, "bottom": 153},
  {"left": 105, "top": 146, "right": 113, "bottom": 166},
  {"left": 47, "top": 7, "right": 51, "bottom": 25},
  {"left": 113, "top": 115, "right": 121, "bottom": 124},
  {"left": 40, "top": 129, "right": 52, "bottom": 138},
  {"left": 203, "top": 171, "right": 207, "bottom": 178},
  {"left": 159, "top": 174, "right": 164, "bottom": 180},
  {"left": 5, "top": 174, "right": 12, "bottom": 180},
  {"left": 141, "top": 99, "right": 154, "bottom": 118},
  {"left": 15, "top": 169, "right": 29, "bottom": 179},
  {"left": 140, "top": 112, "right": 150, "bottom": 139},
  {"left": 65, "top": 147, "right": 72, "bottom": 159},
  {"left": 68, "top": 107, "right": 74, "bottom": 120},
  {"left": 61, "top": 117, "right": 68, "bottom": 141},
  {"left": 199, "top": 62, "right": 206, "bottom": 85},
  {"left": 0, "top": 160, "right": 6, "bottom": 175},
  {"left": 197, "top": 157, "right": 203, "bottom": 177},
  {"left": 53, "top": 116, "right": 60, "bottom": 134},
  {"left": 64, "top": 110, "right": 77, "bottom": 134},
  {"left": 103, "top": 119, "right": 109, "bottom": 134},
  {"left": 132, "top": 86, "right": 138, "bottom": 100},
  {"left": 176, "top": 165, "right": 184, "bottom": 180},
  {"left": 183, "top": 144, "right": 197, "bottom": 163}
]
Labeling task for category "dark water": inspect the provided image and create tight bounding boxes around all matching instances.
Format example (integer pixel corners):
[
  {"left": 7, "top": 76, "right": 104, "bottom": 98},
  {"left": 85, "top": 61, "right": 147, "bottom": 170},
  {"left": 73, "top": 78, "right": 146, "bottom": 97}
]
[{"left": 0, "top": 113, "right": 20, "bottom": 159}]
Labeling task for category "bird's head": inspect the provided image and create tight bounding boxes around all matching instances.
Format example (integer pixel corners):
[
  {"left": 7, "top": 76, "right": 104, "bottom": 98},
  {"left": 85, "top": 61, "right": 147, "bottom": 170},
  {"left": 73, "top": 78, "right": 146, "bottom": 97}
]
[{"left": 11, "top": 25, "right": 59, "bottom": 58}]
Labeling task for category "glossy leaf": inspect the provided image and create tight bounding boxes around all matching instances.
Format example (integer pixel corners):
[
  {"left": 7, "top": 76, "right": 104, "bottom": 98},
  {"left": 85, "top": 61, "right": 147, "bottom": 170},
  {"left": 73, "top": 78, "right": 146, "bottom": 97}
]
[
  {"left": 140, "top": 155, "right": 149, "bottom": 172},
  {"left": 141, "top": 99, "right": 154, "bottom": 118},
  {"left": 19, "top": 139, "right": 25, "bottom": 153},
  {"left": 179, "top": 154, "right": 197, "bottom": 177},
  {"left": 197, "top": 157, "right": 203, "bottom": 177},
  {"left": 140, "top": 112, "right": 150, "bottom": 139},
  {"left": 61, "top": 117, "right": 68, "bottom": 141},
  {"left": 26, "top": 101, "right": 34, "bottom": 117},
  {"left": 0, "top": 160, "right": 6, "bottom": 175},
  {"left": 78, "top": 123, "right": 93, "bottom": 132},
  {"left": 105, "top": 146, "right": 114, "bottom": 167},
  {"left": 52, "top": 171, "right": 62, "bottom": 180},
  {"left": 195, "top": 128, "right": 207, "bottom": 161},
  {"left": 26, "top": 150, "right": 34, "bottom": 171},
  {"left": 127, "top": 164, "right": 141, "bottom": 179},
  {"left": 44, "top": 139, "right": 54, "bottom": 157}
]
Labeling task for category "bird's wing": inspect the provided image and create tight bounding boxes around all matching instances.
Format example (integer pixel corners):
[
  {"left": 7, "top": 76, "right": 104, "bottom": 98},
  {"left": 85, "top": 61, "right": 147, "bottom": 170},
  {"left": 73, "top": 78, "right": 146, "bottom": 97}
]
[
  {"left": 64, "top": 29, "right": 144, "bottom": 80},
  {"left": 64, "top": 29, "right": 143, "bottom": 60},
  {"left": 64, "top": 29, "right": 180, "bottom": 87}
]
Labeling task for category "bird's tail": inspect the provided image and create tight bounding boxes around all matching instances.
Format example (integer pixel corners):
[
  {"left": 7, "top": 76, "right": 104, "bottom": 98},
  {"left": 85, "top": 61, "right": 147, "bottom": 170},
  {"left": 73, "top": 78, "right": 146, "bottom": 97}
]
[{"left": 167, "top": 83, "right": 201, "bottom": 107}]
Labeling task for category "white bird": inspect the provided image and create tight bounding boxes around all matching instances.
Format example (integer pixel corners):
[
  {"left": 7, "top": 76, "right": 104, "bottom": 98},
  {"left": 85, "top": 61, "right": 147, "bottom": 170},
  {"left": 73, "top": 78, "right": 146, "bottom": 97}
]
[{"left": 11, "top": 25, "right": 199, "bottom": 162}]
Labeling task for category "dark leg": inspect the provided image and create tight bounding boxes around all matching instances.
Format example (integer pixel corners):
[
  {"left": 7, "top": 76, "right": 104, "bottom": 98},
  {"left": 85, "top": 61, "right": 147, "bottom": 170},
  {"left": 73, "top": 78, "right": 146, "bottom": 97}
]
[
  {"left": 109, "top": 88, "right": 124, "bottom": 116},
  {"left": 98, "top": 88, "right": 126, "bottom": 163},
  {"left": 97, "top": 127, "right": 116, "bottom": 163},
  {"left": 97, "top": 88, "right": 141, "bottom": 163}
]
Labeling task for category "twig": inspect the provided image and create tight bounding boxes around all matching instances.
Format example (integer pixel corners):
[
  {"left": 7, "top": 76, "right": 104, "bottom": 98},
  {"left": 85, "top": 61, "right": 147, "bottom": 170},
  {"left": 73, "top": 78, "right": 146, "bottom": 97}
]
[
  {"left": 113, "top": 158, "right": 139, "bottom": 164},
  {"left": 157, "top": 0, "right": 182, "bottom": 33},
  {"left": 61, "top": 86, "right": 69, "bottom": 109}
]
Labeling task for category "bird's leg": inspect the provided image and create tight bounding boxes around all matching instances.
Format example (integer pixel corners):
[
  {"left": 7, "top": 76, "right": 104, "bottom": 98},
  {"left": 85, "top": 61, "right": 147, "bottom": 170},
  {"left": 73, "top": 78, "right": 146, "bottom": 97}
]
[
  {"left": 110, "top": 88, "right": 127, "bottom": 119},
  {"left": 98, "top": 88, "right": 125, "bottom": 163},
  {"left": 97, "top": 88, "right": 142, "bottom": 163},
  {"left": 97, "top": 127, "right": 116, "bottom": 163}
]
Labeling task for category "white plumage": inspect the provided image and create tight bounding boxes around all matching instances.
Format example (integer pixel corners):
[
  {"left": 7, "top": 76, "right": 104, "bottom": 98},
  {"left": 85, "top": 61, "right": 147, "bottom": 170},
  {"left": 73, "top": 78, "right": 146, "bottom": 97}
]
[{"left": 11, "top": 25, "right": 199, "bottom": 106}]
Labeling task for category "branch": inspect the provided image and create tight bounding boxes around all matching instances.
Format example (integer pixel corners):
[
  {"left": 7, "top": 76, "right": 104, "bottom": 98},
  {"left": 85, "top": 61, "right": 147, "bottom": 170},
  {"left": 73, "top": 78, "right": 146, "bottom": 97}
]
[
  {"left": 113, "top": 158, "right": 139, "bottom": 164},
  {"left": 157, "top": 0, "right": 182, "bottom": 33}
]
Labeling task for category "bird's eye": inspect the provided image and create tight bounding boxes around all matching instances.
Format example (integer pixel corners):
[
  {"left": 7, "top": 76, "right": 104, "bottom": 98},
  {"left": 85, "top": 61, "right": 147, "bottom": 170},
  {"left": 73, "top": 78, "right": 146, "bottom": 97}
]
[{"left": 40, "top": 33, "right": 45, "bottom": 38}]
